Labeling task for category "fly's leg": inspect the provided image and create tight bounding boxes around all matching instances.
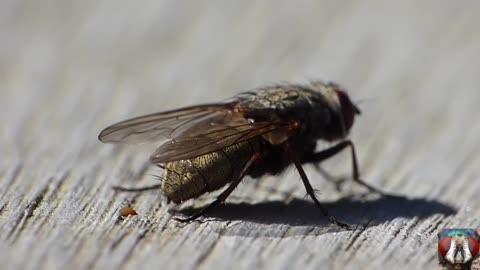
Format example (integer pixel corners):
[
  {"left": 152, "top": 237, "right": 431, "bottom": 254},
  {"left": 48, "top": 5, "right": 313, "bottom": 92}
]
[
  {"left": 312, "top": 164, "right": 347, "bottom": 191},
  {"left": 175, "top": 153, "right": 258, "bottom": 223},
  {"left": 302, "top": 140, "right": 385, "bottom": 195},
  {"left": 112, "top": 184, "right": 162, "bottom": 192},
  {"left": 288, "top": 146, "right": 352, "bottom": 229},
  {"left": 313, "top": 164, "right": 336, "bottom": 181}
]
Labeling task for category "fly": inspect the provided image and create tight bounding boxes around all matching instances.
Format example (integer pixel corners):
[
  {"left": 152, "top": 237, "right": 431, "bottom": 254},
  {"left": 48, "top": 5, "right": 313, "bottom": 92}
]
[{"left": 98, "top": 80, "right": 384, "bottom": 228}]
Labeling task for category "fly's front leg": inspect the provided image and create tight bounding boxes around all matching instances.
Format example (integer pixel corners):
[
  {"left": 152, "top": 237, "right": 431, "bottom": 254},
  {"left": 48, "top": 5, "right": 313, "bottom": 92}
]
[{"left": 302, "top": 140, "right": 385, "bottom": 195}]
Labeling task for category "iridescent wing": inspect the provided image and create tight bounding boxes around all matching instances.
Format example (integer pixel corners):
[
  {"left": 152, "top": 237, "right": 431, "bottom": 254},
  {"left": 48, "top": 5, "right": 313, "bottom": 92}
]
[{"left": 98, "top": 103, "right": 291, "bottom": 163}]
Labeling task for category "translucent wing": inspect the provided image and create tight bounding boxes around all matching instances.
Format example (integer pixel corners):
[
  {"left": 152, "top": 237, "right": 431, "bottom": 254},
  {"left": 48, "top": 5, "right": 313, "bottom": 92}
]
[
  {"left": 150, "top": 121, "right": 289, "bottom": 163},
  {"left": 98, "top": 103, "right": 237, "bottom": 144},
  {"left": 98, "top": 103, "right": 291, "bottom": 162}
]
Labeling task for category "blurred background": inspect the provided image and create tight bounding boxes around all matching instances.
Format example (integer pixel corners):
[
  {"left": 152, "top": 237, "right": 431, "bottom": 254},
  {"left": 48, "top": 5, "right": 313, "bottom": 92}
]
[{"left": 1, "top": 1, "right": 480, "bottom": 269}]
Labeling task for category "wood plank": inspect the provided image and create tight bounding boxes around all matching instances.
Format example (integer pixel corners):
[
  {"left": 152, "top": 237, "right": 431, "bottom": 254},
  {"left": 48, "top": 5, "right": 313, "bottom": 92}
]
[{"left": 1, "top": 1, "right": 480, "bottom": 269}]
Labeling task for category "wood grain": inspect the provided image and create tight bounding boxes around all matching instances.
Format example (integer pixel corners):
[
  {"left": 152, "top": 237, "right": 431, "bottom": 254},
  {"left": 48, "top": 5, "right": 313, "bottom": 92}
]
[{"left": 1, "top": 1, "right": 480, "bottom": 269}]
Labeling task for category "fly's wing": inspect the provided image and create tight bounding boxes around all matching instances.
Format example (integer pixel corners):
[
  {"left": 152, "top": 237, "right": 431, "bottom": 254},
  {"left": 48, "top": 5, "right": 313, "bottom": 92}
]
[
  {"left": 98, "top": 103, "right": 237, "bottom": 144},
  {"left": 98, "top": 103, "right": 291, "bottom": 163},
  {"left": 150, "top": 120, "right": 288, "bottom": 163}
]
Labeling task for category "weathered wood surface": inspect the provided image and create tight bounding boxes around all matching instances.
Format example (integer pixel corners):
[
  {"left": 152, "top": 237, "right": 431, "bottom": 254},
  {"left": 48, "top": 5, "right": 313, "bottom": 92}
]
[{"left": 1, "top": 1, "right": 480, "bottom": 269}]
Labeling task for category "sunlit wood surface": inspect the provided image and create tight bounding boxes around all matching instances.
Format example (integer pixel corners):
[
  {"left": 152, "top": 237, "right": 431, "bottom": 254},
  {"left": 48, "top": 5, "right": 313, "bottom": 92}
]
[{"left": 1, "top": 1, "right": 480, "bottom": 269}]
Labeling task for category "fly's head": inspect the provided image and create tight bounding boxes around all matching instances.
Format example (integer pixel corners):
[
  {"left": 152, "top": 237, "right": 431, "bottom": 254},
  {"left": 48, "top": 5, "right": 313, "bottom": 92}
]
[
  {"left": 438, "top": 229, "right": 480, "bottom": 267},
  {"left": 312, "top": 81, "right": 361, "bottom": 139},
  {"left": 332, "top": 86, "right": 361, "bottom": 132}
]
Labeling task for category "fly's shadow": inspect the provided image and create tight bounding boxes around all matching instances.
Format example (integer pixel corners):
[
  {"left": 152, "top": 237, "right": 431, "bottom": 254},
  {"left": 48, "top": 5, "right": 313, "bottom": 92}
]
[{"left": 176, "top": 194, "right": 456, "bottom": 237}]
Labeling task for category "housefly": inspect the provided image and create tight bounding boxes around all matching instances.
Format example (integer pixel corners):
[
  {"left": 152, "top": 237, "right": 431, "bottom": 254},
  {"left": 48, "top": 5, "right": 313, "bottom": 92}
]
[{"left": 99, "top": 81, "right": 382, "bottom": 228}]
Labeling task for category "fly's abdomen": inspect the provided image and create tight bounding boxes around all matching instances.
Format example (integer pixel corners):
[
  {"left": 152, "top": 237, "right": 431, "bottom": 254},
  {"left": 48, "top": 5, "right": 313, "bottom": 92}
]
[{"left": 161, "top": 141, "right": 255, "bottom": 203}]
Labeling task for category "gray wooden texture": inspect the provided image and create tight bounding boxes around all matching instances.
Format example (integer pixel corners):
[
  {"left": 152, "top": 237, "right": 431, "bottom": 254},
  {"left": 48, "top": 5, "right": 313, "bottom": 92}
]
[{"left": 1, "top": 1, "right": 480, "bottom": 269}]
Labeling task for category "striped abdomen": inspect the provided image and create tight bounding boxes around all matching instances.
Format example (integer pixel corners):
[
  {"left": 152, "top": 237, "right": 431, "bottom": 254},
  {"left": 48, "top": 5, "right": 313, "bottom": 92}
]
[{"left": 161, "top": 141, "right": 255, "bottom": 203}]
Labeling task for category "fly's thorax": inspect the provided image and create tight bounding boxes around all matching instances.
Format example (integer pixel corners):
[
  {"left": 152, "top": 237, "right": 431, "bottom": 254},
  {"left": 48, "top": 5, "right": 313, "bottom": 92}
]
[
  {"left": 245, "top": 82, "right": 356, "bottom": 142},
  {"left": 235, "top": 87, "right": 301, "bottom": 112},
  {"left": 161, "top": 141, "right": 255, "bottom": 203}
]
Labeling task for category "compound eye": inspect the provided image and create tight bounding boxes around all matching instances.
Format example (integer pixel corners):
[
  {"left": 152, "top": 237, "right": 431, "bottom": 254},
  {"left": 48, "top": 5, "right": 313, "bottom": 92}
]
[
  {"left": 333, "top": 89, "right": 359, "bottom": 131},
  {"left": 438, "top": 236, "right": 452, "bottom": 257},
  {"left": 468, "top": 237, "right": 479, "bottom": 257}
]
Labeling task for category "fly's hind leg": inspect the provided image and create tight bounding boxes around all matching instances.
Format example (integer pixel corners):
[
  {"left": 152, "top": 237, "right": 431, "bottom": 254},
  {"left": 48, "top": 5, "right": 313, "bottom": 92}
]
[
  {"left": 175, "top": 153, "right": 258, "bottom": 223},
  {"left": 113, "top": 164, "right": 165, "bottom": 193},
  {"left": 302, "top": 140, "right": 386, "bottom": 195},
  {"left": 112, "top": 184, "right": 162, "bottom": 193}
]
